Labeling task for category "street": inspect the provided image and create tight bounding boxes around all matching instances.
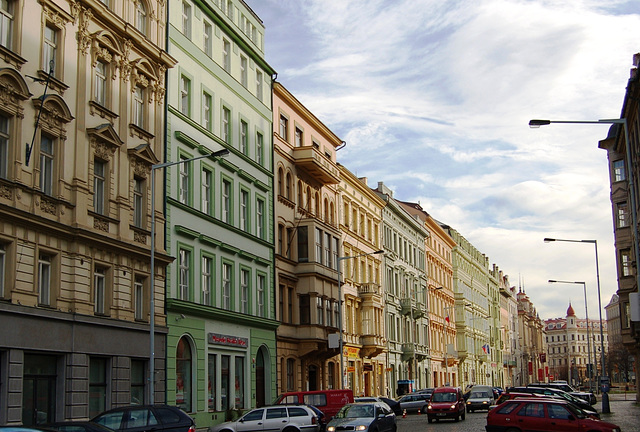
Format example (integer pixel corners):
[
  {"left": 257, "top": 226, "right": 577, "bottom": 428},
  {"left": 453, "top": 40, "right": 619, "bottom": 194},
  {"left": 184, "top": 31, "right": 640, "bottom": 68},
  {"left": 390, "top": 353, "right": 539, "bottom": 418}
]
[{"left": 396, "top": 398, "right": 640, "bottom": 432}]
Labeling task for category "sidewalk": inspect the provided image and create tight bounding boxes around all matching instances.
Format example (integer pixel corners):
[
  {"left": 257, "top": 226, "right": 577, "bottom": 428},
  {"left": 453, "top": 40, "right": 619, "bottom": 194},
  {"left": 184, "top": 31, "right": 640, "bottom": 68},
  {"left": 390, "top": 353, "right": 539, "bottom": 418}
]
[{"left": 596, "top": 396, "right": 640, "bottom": 432}]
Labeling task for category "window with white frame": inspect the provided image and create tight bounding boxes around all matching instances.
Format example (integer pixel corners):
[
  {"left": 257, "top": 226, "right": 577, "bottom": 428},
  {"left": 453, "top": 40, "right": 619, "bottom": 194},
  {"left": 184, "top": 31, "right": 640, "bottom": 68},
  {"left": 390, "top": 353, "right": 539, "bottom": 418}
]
[
  {"left": 180, "top": 75, "right": 190, "bottom": 116},
  {"left": 135, "top": 0, "right": 147, "bottom": 35},
  {"left": 202, "top": 168, "right": 212, "bottom": 214},
  {"left": 202, "top": 92, "right": 212, "bottom": 131},
  {"left": 621, "top": 249, "right": 631, "bottom": 277},
  {"left": 240, "top": 268, "right": 249, "bottom": 314},
  {"left": 0, "top": 114, "right": 9, "bottom": 179},
  {"left": 202, "top": 256, "right": 212, "bottom": 305},
  {"left": 133, "top": 85, "right": 145, "bottom": 128},
  {"left": 133, "top": 177, "right": 144, "bottom": 228},
  {"left": 222, "top": 38, "right": 230, "bottom": 72},
  {"left": 181, "top": 1, "right": 191, "bottom": 38},
  {"left": 179, "top": 249, "right": 190, "bottom": 300},
  {"left": 42, "top": 24, "right": 57, "bottom": 75},
  {"left": 256, "top": 132, "right": 263, "bottom": 165},
  {"left": 179, "top": 155, "right": 189, "bottom": 204},
  {"left": 617, "top": 201, "right": 629, "bottom": 228},
  {"left": 256, "top": 198, "right": 264, "bottom": 239},
  {"left": 222, "top": 262, "right": 231, "bottom": 310},
  {"left": 40, "top": 134, "right": 54, "bottom": 196},
  {"left": 94, "top": 266, "right": 106, "bottom": 315},
  {"left": 257, "top": 274, "right": 265, "bottom": 317},
  {"left": 222, "top": 107, "right": 230, "bottom": 143},
  {"left": 295, "top": 127, "right": 303, "bottom": 147},
  {"left": 240, "top": 120, "right": 248, "bottom": 155},
  {"left": 93, "top": 159, "right": 106, "bottom": 215},
  {"left": 226, "top": 0, "right": 233, "bottom": 19},
  {"left": 222, "top": 179, "right": 231, "bottom": 223},
  {"left": 134, "top": 276, "right": 144, "bottom": 320},
  {"left": 38, "top": 253, "right": 52, "bottom": 306},
  {"left": 256, "top": 70, "right": 263, "bottom": 102},
  {"left": 0, "top": 0, "right": 14, "bottom": 49},
  {"left": 203, "top": 20, "right": 212, "bottom": 57},
  {"left": 240, "top": 189, "right": 248, "bottom": 231},
  {"left": 240, "top": 55, "right": 247, "bottom": 87},
  {"left": 316, "top": 296, "right": 324, "bottom": 325},
  {"left": 94, "top": 60, "right": 107, "bottom": 106},
  {"left": 315, "top": 228, "right": 322, "bottom": 264},
  {"left": 279, "top": 115, "right": 288, "bottom": 141}
]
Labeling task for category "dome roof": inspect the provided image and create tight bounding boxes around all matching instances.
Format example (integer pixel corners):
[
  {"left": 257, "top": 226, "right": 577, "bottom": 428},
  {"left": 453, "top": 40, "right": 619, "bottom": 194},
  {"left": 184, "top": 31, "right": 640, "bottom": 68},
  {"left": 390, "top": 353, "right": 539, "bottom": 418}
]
[{"left": 566, "top": 303, "right": 576, "bottom": 317}]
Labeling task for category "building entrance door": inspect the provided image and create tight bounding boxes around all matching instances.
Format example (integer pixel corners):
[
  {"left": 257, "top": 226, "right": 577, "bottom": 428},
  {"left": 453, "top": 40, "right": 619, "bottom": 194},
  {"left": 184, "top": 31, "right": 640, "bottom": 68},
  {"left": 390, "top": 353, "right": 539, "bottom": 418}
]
[
  {"left": 256, "top": 349, "right": 265, "bottom": 407},
  {"left": 22, "top": 354, "right": 57, "bottom": 426},
  {"left": 308, "top": 365, "right": 318, "bottom": 391}
]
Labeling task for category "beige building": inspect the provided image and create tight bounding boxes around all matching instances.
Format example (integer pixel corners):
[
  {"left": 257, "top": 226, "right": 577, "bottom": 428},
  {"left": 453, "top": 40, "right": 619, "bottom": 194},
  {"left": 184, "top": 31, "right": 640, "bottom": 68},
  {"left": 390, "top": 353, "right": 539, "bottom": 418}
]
[
  {"left": 0, "top": 0, "right": 175, "bottom": 424},
  {"left": 515, "top": 290, "right": 547, "bottom": 386},
  {"left": 339, "top": 168, "right": 386, "bottom": 396},
  {"left": 273, "top": 82, "right": 342, "bottom": 392}
]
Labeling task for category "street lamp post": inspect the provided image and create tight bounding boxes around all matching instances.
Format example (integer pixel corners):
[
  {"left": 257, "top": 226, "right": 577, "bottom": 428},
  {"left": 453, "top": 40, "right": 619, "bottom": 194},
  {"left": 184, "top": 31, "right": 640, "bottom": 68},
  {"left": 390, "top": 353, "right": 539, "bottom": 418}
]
[
  {"left": 149, "top": 148, "right": 229, "bottom": 403},
  {"left": 548, "top": 280, "right": 593, "bottom": 392},
  {"left": 544, "top": 237, "right": 610, "bottom": 413},
  {"left": 338, "top": 250, "right": 384, "bottom": 389}
]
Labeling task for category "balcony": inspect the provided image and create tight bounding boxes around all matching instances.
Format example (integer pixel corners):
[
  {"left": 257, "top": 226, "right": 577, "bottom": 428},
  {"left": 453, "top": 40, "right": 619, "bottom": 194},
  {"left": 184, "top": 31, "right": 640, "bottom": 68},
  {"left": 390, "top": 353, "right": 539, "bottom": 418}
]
[
  {"left": 292, "top": 145, "right": 340, "bottom": 184},
  {"left": 401, "top": 343, "right": 427, "bottom": 362},
  {"left": 399, "top": 298, "right": 425, "bottom": 319},
  {"left": 358, "top": 282, "right": 381, "bottom": 297},
  {"left": 360, "top": 334, "right": 386, "bottom": 358}
]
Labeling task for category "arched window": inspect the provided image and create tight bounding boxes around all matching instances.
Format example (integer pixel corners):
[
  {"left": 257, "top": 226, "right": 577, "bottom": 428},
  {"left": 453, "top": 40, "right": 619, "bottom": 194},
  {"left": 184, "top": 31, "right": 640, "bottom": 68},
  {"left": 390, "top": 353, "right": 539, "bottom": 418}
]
[
  {"left": 135, "top": 0, "right": 147, "bottom": 35},
  {"left": 330, "top": 202, "right": 335, "bottom": 225},
  {"left": 285, "top": 172, "right": 291, "bottom": 200},
  {"left": 306, "top": 186, "right": 311, "bottom": 210},
  {"left": 277, "top": 167, "right": 283, "bottom": 196},
  {"left": 324, "top": 198, "right": 329, "bottom": 221},
  {"left": 315, "top": 192, "right": 320, "bottom": 216},
  {"left": 297, "top": 181, "right": 303, "bottom": 207},
  {"left": 176, "top": 336, "right": 193, "bottom": 412}
]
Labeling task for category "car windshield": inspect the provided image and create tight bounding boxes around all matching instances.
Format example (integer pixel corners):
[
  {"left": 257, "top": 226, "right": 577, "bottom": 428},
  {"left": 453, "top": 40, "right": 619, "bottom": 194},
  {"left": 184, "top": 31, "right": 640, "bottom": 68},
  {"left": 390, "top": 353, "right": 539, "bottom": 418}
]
[
  {"left": 470, "top": 392, "right": 490, "bottom": 398},
  {"left": 564, "top": 402, "right": 586, "bottom": 419},
  {"left": 336, "top": 405, "right": 374, "bottom": 418},
  {"left": 431, "top": 392, "right": 456, "bottom": 402}
]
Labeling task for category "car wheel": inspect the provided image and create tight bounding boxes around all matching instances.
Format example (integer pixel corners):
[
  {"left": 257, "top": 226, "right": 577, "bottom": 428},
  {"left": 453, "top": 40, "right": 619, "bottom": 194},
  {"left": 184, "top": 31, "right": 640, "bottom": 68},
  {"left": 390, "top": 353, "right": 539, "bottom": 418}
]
[
  {"left": 505, "top": 428, "right": 521, "bottom": 432},
  {"left": 427, "top": 418, "right": 433, "bottom": 424},
  {"left": 461, "top": 410, "right": 466, "bottom": 421},
  {"left": 454, "top": 414, "right": 459, "bottom": 422},
  {"left": 282, "top": 428, "right": 299, "bottom": 432}
]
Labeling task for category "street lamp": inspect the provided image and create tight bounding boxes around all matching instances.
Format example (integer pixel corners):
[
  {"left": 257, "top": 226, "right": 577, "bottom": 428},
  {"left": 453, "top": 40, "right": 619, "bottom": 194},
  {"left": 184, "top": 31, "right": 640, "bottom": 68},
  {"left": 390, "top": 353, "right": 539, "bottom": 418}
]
[
  {"left": 548, "top": 280, "right": 593, "bottom": 392},
  {"left": 338, "top": 250, "right": 384, "bottom": 389},
  {"left": 544, "top": 237, "right": 610, "bottom": 413},
  {"left": 149, "top": 148, "right": 229, "bottom": 403}
]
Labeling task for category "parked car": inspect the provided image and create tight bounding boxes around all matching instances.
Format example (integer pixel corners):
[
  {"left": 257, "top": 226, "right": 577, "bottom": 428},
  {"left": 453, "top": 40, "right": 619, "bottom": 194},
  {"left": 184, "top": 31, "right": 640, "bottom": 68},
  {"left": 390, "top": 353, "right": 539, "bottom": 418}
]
[
  {"left": 527, "top": 382, "right": 596, "bottom": 405},
  {"left": 274, "top": 389, "right": 353, "bottom": 420},
  {"left": 209, "top": 405, "right": 320, "bottom": 432},
  {"left": 353, "top": 397, "right": 401, "bottom": 417},
  {"left": 465, "top": 389, "right": 493, "bottom": 412},
  {"left": 509, "top": 386, "right": 598, "bottom": 418},
  {"left": 91, "top": 405, "right": 195, "bottom": 432},
  {"left": 486, "top": 398, "right": 621, "bottom": 432},
  {"left": 426, "top": 387, "right": 466, "bottom": 423},
  {"left": 397, "top": 393, "right": 430, "bottom": 414},
  {"left": 326, "top": 402, "right": 396, "bottom": 432},
  {"left": 44, "top": 422, "right": 113, "bottom": 432},
  {"left": 415, "top": 388, "right": 434, "bottom": 399},
  {"left": 495, "top": 391, "right": 599, "bottom": 419}
]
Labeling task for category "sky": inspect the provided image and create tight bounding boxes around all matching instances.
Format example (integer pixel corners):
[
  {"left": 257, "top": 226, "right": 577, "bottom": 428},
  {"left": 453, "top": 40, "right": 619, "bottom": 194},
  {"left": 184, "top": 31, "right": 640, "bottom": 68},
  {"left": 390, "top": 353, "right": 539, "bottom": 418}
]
[{"left": 248, "top": 0, "right": 640, "bottom": 321}]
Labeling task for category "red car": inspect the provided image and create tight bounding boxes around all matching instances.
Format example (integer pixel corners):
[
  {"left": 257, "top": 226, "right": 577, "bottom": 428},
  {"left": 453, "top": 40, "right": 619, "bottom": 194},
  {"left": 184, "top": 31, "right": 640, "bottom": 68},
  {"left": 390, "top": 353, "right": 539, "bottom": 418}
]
[
  {"left": 486, "top": 398, "right": 621, "bottom": 432},
  {"left": 426, "top": 387, "right": 466, "bottom": 423}
]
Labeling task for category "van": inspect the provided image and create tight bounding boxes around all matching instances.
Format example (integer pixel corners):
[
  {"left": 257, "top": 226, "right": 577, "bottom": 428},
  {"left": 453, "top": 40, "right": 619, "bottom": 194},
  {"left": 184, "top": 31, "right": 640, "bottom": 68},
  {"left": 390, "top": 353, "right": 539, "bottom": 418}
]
[
  {"left": 274, "top": 389, "right": 354, "bottom": 420},
  {"left": 426, "top": 387, "right": 466, "bottom": 423}
]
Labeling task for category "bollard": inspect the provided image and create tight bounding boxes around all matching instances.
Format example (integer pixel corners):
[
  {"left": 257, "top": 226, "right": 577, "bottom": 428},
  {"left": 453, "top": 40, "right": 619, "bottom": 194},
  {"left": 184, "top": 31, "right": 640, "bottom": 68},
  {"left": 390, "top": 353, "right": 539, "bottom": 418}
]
[{"left": 402, "top": 409, "right": 406, "bottom": 418}]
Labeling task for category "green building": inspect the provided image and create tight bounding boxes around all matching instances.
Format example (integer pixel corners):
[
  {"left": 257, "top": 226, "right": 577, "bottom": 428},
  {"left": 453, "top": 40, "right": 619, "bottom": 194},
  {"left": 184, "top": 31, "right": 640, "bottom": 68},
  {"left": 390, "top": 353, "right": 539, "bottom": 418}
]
[{"left": 164, "top": 0, "right": 277, "bottom": 426}]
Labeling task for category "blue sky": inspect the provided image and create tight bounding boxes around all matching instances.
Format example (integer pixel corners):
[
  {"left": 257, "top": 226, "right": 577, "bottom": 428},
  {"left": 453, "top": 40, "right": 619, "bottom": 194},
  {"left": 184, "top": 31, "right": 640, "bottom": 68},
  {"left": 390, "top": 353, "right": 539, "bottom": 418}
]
[{"left": 248, "top": 0, "right": 640, "bottom": 320}]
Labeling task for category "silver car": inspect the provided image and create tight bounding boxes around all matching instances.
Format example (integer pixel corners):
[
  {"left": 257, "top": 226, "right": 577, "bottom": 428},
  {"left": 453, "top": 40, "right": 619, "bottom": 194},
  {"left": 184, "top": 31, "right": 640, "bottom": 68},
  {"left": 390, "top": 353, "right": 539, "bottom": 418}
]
[
  {"left": 326, "top": 402, "right": 396, "bottom": 432},
  {"left": 397, "top": 393, "right": 430, "bottom": 414},
  {"left": 209, "top": 405, "right": 320, "bottom": 432}
]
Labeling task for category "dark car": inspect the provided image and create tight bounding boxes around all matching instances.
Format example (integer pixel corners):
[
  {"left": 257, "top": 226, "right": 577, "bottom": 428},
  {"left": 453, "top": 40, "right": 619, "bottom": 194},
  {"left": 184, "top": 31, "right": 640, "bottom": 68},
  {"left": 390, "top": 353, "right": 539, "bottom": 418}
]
[
  {"left": 92, "top": 405, "right": 195, "bottom": 432},
  {"left": 509, "top": 386, "right": 598, "bottom": 418},
  {"left": 44, "top": 423, "right": 112, "bottom": 432},
  {"left": 486, "top": 398, "right": 620, "bottom": 432},
  {"left": 353, "top": 397, "right": 401, "bottom": 417},
  {"left": 326, "top": 402, "right": 396, "bottom": 432},
  {"left": 527, "top": 382, "right": 596, "bottom": 405}
]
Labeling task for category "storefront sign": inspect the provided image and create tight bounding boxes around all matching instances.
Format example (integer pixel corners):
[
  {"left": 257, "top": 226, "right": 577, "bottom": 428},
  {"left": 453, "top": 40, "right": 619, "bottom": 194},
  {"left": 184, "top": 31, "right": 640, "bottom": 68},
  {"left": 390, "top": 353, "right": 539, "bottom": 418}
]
[
  {"left": 344, "top": 347, "right": 360, "bottom": 358},
  {"left": 208, "top": 333, "right": 248, "bottom": 348}
]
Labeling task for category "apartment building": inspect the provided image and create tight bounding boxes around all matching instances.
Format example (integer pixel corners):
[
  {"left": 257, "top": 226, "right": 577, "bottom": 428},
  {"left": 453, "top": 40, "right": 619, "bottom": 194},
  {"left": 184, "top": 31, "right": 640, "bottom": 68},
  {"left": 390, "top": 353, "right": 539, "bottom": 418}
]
[
  {"left": 0, "top": 0, "right": 175, "bottom": 424},
  {"left": 164, "top": 0, "right": 277, "bottom": 425}
]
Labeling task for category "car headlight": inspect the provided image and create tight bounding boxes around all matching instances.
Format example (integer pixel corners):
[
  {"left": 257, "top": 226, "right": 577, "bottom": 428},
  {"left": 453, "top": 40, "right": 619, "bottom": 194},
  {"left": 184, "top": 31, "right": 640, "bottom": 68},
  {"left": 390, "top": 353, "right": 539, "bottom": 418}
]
[
  {"left": 427, "top": 405, "right": 432, "bottom": 410},
  {"left": 327, "top": 427, "right": 335, "bottom": 432},
  {"left": 482, "top": 401, "right": 488, "bottom": 404},
  {"left": 450, "top": 405, "right": 456, "bottom": 409},
  {"left": 356, "top": 426, "right": 367, "bottom": 431},
  {"left": 466, "top": 401, "right": 471, "bottom": 405}
]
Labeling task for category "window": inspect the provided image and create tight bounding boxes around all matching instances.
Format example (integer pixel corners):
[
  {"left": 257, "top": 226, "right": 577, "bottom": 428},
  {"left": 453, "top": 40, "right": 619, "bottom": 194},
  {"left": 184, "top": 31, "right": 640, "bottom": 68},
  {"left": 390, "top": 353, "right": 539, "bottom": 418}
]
[
  {"left": 240, "top": 55, "right": 247, "bottom": 87},
  {"left": 279, "top": 115, "right": 288, "bottom": 141},
  {"left": 621, "top": 249, "right": 631, "bottom": 277},
  {"left": 240, "top": 120, "right": 248, "bottom": 154},
  {"left": 94, "top": 61, "right": 107, "bottom": 106},
  {"left": 613, "top": 159, "right": 625, "bottom": 182},
  {"left": 179, "top": 249, "right": 190, "bottom": 300},
  {"left": 0, "top": 0, "right": 14, "bottom": 49},
  {"left": 202, "top": 256, "right": 212, "bottom": 305},
  {"left": 223, "top": 38, "right": 230, "bottom": 72},
  {"left": 221, "top": 355, "right": 230, "bottom": 410},
  {"left": 234, "top": 357, "right": 245, "bottom": 409},
  {"left": 240, "top": 269, "right": 249, "bottom": 314},
  {"left": 179, "top": 155, "right": 190, "bottom": 204},
  {"left": 133, "top": 85, "right": 145, "bottom": 128},
  {"left": 180, "top": 75, "right": 190, "bottom": 116},
  {"left": 176, "top": 337, "right": 192, "bottom": 412},
  {"left": 226, "top": 0, "right": 233, "bottom": 19},
  {"left": 222, "top": 107, "right": 230, "bottom": 143},
  {"left": 133, "top": 177, "right": 144, "bottom": 228},
  {"left": 203, "top": 20, "right": 212, "bottom": 57},
  {"left": 257, "top": 274, "right": 265, "bottom": 317},
  {"left": 0, "top": 114, "right": 8, "bottom": 179},
  {"left": 94, "top": 266, "right": 106, "bottom": 315},
  {"left": 256, "top": 132, "right": 263, "bottom": 165},
  {"left": 134, "top": 277, "right": 145, "bottom": 320},
  {"left": 181, "top": 1, "right": 191, "bottom": 38},
  {"left": 38, "top": 253, "right": 52, "bottom": 305},
  {"left": 222, "top": 262, "right": 231, "bottom": 310},
  {"left": 333, "top": 301, "right": 339, "bottom": 328},
  {"left": 297, "top": 226, "right": 308, "bottom": 262},
  {"left": 42, "top": 24, "right": 57, "bottom": 74},
  {"left": 256, "top": 198, "right": 265, "bottom": 239},
  {"left": 299, "top": 295, "right": 310, "bottom": 325},
  {"left": 277, "top": 224, "right": 283, "bottom": 255},
  {"left": 135, "top": 0, "right": 147, "bottom": 34},
  {"left": 94, "top": 160, "right": 106, "bottom": 214},
  {"left": 40, "top": 135, "right": 54, "bottom": 195},
  {"left": 324, "top": 233, "right": 331, "bottom": 267},
  {"left": 617, "top": 202, "right": 629, "bottom": 228},
  {"left": 202, "top": 92, "right": 212, "bottom": 131},
  {"left": 315, "top": 228, "right": 322, "bottom": 264},
  {"left": 222, "top": 179, "right": 231, "bottom": 223},
  {"left": 89, "top": 357, "right": 107, "bottom": 417},
  {"left": 316, "top": 296, "right": 324, "bottom": 325},
  {"left": 326, "top": 299, "right": 332, "bottom": 327},
  {"left": 207, "top": 355, "right": 216, "bottom": 410},
  {"left": 240, "top": 189, "right": 248, "bottom": 231},
  {"left": 332, "top": 237, "right": 339, "bottom": 270},
  {"left": 295, "top": 127, "right": 303, "bottom": 147},
  {"left": 256, "top": 70, "right": 263, "bottom": 102},
  {"left": 286, "top": 358, "right": 295, "bottom": 391},
  {"left": 202, "top": 169, "right": 212, "bottom": 214},
  {"left": 131, "top": 359, "right": 145, "bottom": 405},
  {"left": 0, "top": 243, "right": 5, "bottom": 298}
]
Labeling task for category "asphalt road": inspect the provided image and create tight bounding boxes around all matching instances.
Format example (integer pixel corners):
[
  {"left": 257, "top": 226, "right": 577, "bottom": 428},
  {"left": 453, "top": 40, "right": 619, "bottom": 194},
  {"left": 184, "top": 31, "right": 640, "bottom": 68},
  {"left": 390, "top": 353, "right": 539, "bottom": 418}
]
[{"left": 397, "top": 409, "right": 488, "bottom": 432}]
